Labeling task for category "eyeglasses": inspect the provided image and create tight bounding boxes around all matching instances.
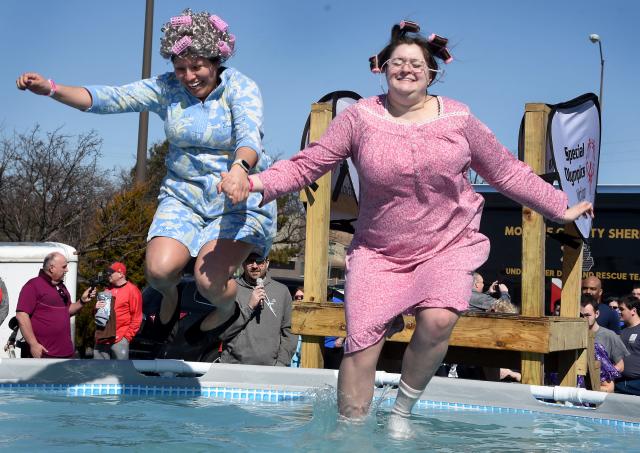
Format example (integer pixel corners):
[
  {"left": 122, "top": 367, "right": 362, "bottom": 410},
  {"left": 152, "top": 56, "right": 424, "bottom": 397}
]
[
  {"left": 294, "top": 295, "right": 304, "bottom": 301},
  {"left": 386, "top": 57, "right": 427, "bottom": 71}
]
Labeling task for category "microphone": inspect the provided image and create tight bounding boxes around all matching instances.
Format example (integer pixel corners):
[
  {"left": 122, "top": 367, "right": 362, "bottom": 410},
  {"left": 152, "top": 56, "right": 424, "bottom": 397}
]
[
  {"left": 256, "top": 277, "right": 265, "bottom": 308},
  {"left": 255, "top": 277, "right": 264, "bottom": 323}
]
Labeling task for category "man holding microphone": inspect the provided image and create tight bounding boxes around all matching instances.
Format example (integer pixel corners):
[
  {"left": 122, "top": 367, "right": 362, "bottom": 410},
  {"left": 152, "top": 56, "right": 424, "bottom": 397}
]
[{"left": 218, "top": 250, "right": 298, "bottom": 366}]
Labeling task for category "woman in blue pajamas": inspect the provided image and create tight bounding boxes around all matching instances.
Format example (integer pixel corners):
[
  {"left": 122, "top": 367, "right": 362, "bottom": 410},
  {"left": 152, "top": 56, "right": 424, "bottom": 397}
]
[{"left": 16, "top": 9, "right": 277, "bottom": 330}]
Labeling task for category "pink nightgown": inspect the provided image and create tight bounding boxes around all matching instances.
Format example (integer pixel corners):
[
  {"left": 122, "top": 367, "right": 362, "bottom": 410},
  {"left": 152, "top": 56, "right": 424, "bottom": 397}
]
[{"left": 259, "top": 95, "right": 568, "bottom": 353}]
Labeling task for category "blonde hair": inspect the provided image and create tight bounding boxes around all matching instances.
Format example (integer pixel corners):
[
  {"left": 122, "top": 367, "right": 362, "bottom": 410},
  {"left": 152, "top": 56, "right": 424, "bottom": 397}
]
[{"left": 491, "top": 299, "right": 518, "bottom": 314}]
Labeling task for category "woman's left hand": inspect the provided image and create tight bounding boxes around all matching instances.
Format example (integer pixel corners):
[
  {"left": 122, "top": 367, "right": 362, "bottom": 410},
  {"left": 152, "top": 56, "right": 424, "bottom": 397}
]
[
  {"left": 217, "top": 166, "right": 250, "bottom": 204},
  {"left": 561, "top": 201, "right": 594, "bottom": 224}
]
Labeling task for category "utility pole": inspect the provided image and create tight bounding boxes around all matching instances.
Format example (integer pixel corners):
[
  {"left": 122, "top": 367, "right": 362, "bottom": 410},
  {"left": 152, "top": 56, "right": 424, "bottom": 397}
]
[{"left": 135, "top": 0, "right": 154, "bottom": 183}]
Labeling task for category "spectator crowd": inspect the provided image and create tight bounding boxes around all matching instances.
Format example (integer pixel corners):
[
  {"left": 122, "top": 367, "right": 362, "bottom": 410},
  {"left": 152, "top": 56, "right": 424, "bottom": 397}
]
[{"left": 2, "top": 254, "right": 639, "bottom": 399}]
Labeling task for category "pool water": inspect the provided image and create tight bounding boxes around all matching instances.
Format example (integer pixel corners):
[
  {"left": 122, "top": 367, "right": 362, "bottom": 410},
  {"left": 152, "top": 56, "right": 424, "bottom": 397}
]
[{"left": 0, "top": 388, "right": 636, "bottom": 452}]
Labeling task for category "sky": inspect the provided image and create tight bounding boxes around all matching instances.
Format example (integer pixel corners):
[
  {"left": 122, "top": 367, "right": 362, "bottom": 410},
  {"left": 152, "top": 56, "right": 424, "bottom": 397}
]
[{"left": 1, "top": 0, "right": 639, "bottom": 184}]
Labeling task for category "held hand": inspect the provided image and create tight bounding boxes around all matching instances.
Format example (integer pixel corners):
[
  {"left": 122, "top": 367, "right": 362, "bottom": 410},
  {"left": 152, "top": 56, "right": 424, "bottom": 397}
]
[
  {"left": 498, "top": 283, "right": 509, "bottom": 293},
  {"left": 561, "top": 201, "right": 594, "bottom": 224},
  {"left": 216, "top": 167, "right": 250, "bottom": 204},
  {"left": 30, "top": 342, "right": 48, "bottom": 359},
  {"left": 249, "top": 287, "right": 266, "bottom": 310},
  {"left": 16, "top": 72, "right": 51, "bottom": 95},
  {"left": 82, "top": 287, "right": 97, "bottom": 303},
  {"left": 489, "top": 281, "right": 498, "bottom": 293}
]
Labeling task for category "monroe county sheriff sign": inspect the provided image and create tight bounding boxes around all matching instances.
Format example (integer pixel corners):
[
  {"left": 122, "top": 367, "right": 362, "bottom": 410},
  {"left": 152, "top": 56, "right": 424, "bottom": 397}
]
[{"left": 475, "top": 185, "right": 640, "bottom": 313}]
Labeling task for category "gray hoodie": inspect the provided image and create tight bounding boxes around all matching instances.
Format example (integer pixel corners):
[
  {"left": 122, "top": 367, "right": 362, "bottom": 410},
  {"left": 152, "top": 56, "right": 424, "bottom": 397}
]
[{"left": 219, "top": 275, "right": 298, "bottom": 366}]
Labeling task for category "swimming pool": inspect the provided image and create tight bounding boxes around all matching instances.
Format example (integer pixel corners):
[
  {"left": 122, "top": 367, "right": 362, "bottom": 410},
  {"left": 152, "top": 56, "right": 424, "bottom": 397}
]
[{"left": 0, "top": 359, "right": 637, "bottom": 451}]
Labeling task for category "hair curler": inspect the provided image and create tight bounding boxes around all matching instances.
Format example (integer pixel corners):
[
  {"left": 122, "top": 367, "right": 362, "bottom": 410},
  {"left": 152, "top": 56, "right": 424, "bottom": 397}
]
[
  {"left": 170, "top": 15, "right": 192, "bottom": 27},
  {"left": 369, "top": 54, "right": 381, "bottom": 73},
  {"left": 209, "top": 15, "right": 229, "bottom": 32},
  {"left": 399, "top": 20, "right": 420, "bottom": 33},
  {"left": 171, "top": 36, "right": 192, "bottom": 55}
]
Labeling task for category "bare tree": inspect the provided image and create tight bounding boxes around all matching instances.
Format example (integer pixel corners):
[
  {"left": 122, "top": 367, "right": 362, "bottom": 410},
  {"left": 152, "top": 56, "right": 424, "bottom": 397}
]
[{"left": 0, "top": 125, "right": 115, "bottom": 246}]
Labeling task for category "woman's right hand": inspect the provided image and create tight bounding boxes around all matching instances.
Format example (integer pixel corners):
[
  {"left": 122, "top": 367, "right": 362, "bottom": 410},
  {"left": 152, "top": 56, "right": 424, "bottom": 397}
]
[
  {"left": 16, "top": 72, "right": 52, "bottom": 95},
  {"left": 217, "top": 168, "right": 250, "bottom": 204}
]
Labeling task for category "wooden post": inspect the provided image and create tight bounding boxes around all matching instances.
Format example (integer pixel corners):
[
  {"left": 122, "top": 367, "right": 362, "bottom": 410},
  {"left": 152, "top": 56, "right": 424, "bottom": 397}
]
[
  {"left": 519, "top": 103, "right": 550, "bottom": 384},
  {"left": 560, "top": 223, "right": 583, "bottom": 317},
  {"left": 299, "top": 103, "right": 333, "bottom": 368},
  {"left": 557, "top": 222, "right": 585, "bottom": 387}
]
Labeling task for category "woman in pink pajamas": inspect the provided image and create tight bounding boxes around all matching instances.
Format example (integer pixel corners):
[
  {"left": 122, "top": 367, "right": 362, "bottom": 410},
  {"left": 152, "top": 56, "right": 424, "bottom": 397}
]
[{"left": 220, "top": 22, "right": 593, "bottom": 432}]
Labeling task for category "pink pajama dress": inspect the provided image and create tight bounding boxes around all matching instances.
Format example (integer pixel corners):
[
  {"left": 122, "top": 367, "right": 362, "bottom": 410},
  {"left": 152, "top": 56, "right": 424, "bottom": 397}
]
[{"left": 259, "top": 95, "right": 568, "bottom": 353}]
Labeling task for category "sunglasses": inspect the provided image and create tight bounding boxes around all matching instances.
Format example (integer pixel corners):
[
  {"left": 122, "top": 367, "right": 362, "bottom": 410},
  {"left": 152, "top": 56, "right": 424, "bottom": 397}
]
[
  {"left": 55, "top": 285, "right": 69, "bottom": 305},
  {"left": 294, "top": 295, "right": 304, "bottom": 301},
  {"left": 245, "top": 256, "right": 267, "bottom": 265}
]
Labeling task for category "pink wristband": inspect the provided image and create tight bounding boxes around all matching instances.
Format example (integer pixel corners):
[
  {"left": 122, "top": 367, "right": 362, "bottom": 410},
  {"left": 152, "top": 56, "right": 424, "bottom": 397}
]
[
  {"left": 248, "top": 177, "right": 254, "bottom": 192},
  {"left": 47, "top": 79, "right": 57, "bottom": 97}
]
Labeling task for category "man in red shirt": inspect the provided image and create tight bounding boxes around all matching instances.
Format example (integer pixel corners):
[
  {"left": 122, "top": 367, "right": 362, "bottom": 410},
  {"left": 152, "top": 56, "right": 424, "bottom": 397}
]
[
  {"left": 16, "top": 252, "right": 94, "bottom": 358},
  {"left": 93, "top": 262, "right": 143, "bottom": 360}
]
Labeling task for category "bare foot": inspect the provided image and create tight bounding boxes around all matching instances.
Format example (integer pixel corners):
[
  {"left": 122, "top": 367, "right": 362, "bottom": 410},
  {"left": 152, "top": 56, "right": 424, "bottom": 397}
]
[{"left": 159, "top": 286, "right": 179, "bottom": 324}]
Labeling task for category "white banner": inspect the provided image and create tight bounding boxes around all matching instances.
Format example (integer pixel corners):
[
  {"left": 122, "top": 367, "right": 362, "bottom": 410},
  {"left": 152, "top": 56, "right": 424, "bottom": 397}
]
[
  {"left": 300, "top": 91, "right": 362, "bottom": 231},
  {"left": 549, "top": 93, "right": 601, "bottom": 239}
]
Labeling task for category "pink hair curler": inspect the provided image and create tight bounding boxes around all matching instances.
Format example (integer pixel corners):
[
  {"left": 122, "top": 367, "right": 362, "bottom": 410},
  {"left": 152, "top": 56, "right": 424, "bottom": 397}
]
[
  {"left": 228, "top": 34, "right": 236, "bottom": 51},
  {"left": 428, "top": 34, "right": 453, "bottom": 64},
  {"left": 428, "top": 33, "right": 449, "bottom": 47},
  {"left": 209, "top": 15, "right": 229, "bottom": 32},
  {"left": 170, "top": 16, "right": 192, "bottom": 27},
  {"left": 171, "top": 36, "right": 192, "bottom": 55},
  {"left": 369, "top": 55, "right": 381, "bottom": 73},
  {"left": 218, "top": 40, "right": 232, "bottom": 58},
  {"left": 399, "top": 20, "right": 420, "bottom": 33}
]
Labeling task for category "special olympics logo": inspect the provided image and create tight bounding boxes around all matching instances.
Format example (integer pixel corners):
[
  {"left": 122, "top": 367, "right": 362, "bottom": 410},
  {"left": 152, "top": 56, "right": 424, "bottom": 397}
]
[
  {"left": 587, "top": 137, "right": 596, "bottom": 159},
  {"left": 586, "top": 137, "right": 596, "bottom": 188}
]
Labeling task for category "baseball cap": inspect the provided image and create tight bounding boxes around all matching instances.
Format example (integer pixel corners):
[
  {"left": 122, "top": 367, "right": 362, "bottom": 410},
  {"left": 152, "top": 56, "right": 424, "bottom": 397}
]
[{"left": 109, "top": 262, "right": 126, "bottom": 275}]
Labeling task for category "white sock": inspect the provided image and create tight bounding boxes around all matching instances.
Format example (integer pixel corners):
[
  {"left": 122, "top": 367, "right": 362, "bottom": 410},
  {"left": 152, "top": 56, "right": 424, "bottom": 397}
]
[{"left": 391, "top": 379, "right": 424, "bottom": 418}]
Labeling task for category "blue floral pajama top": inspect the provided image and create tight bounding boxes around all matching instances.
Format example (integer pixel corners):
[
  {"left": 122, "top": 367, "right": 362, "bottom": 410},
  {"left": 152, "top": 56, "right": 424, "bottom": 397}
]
[{"left": 85, "top": 68, "right": 276, "bottom": 257}]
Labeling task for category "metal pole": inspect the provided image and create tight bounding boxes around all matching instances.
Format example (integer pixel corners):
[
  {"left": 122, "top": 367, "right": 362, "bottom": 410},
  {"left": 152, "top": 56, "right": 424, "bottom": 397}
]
[
  {"left": 135, "top": 0, "right": 154, "bottom": 183},
  {"left": 598, "top": 40, "right": 604, "bottom": 111}
]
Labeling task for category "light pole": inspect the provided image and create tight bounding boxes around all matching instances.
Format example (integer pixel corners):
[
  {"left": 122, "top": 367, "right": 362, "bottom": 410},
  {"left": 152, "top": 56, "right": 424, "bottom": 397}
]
[
  {"left": 589, "top": 34, "right": 604, "bottom": 111},
  {"left": 135, "top": 0, "right": 154, "bottom": 184}
]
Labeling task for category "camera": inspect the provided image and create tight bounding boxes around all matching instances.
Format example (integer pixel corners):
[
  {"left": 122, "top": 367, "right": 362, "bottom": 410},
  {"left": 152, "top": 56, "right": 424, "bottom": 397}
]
[{"left": 87, "top": 272, "right": 109, "bottom": 289}]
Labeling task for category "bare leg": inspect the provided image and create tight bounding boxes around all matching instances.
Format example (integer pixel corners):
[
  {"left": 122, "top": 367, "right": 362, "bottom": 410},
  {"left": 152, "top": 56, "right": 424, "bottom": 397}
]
[
  {"left": 400, "top": 307, "right": 459, "bottom": 390},
  {"left": 194, "top": 239, "right": 254, "bottom": 331},
  {"left": 388, "top": 307, "right": 459, "bottom": 439},
  {"left": 145, "top": 237, "right": 191, "bottom": 324},
  {"left": 337, "top": 337, "right": 387, "bottom": 418}
]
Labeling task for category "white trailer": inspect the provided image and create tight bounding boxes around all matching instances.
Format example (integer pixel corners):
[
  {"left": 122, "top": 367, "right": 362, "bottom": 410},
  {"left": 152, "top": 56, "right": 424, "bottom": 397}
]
[{"left": 0, "top": 242, "right": 78, "bottom": 358}]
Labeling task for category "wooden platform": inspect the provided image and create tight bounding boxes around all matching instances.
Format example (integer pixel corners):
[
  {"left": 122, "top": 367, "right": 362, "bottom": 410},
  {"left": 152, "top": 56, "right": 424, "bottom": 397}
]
[
  {"left": 293, "top": 302, "right": 587, "bottom": 354},
  {"left": 293, "top": 302, "right": 597, "bottom": 388}
]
